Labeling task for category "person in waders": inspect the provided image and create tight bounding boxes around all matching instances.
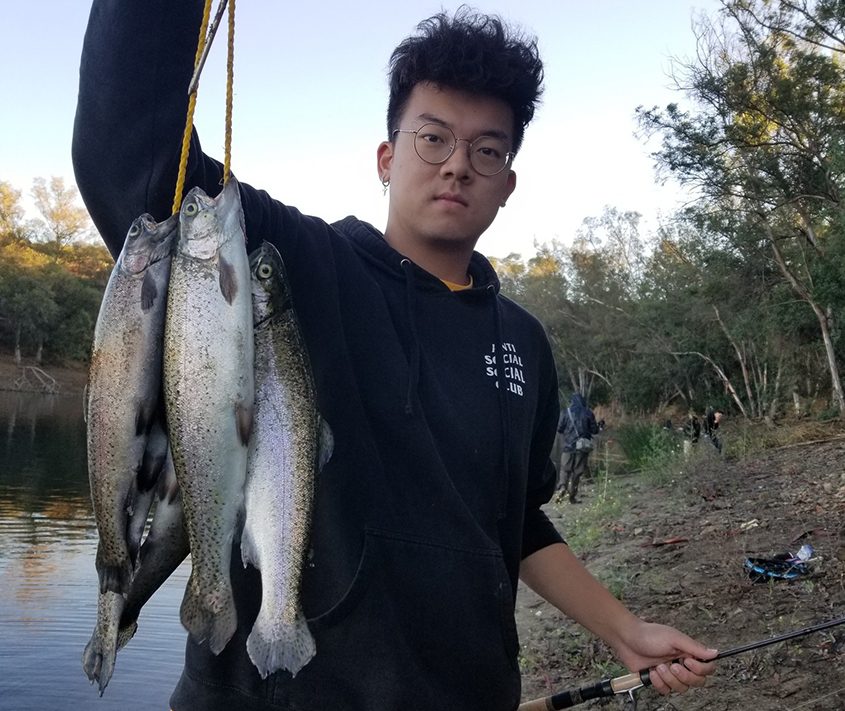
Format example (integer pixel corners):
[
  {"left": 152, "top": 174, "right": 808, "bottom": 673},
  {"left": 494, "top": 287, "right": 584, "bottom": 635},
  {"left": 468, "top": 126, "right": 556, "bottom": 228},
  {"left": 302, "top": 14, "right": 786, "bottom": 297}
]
[
  {"left": 72, "top": 3, "right": 717, "bottom": 709},
  {"left": 557, "top": 393, "right": 599, "bottom": 504}
]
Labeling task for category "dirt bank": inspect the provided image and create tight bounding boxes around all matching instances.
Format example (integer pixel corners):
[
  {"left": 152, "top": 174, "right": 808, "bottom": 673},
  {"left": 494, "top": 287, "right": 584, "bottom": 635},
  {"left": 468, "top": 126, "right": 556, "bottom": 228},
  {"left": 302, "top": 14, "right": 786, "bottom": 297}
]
[
  {"left": 517, "top": 431, "right": 845, "bottom": 709},
  {"left": 0, "top": 356, "right": 89, "bottom": 395}
]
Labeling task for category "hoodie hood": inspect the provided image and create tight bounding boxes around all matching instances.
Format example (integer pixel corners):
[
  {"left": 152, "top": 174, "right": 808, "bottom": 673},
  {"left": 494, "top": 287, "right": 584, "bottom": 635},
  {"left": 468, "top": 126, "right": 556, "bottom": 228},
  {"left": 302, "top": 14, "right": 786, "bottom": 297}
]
[
  {"left": 570, "top": 392, "right": 587, "bottom": 411},
  {"left": 333, "top": 215, "right": 501, "bottom": 295}
]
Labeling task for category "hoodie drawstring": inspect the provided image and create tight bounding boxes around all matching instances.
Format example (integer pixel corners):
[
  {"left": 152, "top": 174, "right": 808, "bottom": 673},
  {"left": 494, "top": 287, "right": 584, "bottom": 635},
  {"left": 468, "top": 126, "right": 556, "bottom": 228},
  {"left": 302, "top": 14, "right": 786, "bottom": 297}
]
[
  {"left": 488, "top": 284, "right": 511, "bottom": 519},
  {"left": 398, "top": 260, "right": 510, "bottom": 520},
  {"left": 400, "top": 259, "right": 421, "bottom": 416}
]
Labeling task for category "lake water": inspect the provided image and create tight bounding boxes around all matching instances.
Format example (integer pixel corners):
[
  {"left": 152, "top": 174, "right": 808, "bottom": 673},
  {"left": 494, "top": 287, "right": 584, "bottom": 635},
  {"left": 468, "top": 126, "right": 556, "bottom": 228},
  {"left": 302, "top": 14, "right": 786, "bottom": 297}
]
[{"left": 0, "top": 391, "right": 190, "bottom": 711}]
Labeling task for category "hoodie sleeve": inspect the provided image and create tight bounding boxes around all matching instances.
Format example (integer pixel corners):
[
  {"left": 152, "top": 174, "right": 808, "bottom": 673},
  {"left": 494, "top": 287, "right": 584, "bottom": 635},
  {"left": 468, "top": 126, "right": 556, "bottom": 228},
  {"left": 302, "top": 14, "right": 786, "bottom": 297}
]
[
  {"left": 72, "top": 0, "right": 307, "bottom": 259},
  {"left": 521, "top": 355, "right": 565, "bottom": 558}
]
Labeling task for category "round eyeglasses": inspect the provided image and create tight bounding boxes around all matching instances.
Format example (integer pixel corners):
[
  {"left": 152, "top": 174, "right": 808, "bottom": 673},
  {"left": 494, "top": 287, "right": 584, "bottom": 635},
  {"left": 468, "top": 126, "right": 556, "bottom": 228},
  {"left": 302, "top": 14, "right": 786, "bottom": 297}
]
[{"left": 391, "top": 123, "right": 515, "bottom": 176}]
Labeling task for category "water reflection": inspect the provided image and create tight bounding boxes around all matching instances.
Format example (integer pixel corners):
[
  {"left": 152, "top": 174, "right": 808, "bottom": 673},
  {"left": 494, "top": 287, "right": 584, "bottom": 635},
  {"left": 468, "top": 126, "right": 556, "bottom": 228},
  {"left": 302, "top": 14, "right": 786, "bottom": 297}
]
[{"left": 0, "top": 391, "right": 189, "bottom": 711}]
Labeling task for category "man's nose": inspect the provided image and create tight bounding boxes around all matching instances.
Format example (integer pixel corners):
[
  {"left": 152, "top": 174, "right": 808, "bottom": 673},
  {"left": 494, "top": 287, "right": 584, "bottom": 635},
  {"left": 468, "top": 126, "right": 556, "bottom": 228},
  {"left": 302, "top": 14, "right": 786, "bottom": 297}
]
[{"left": 440, "top": 139, "right": 474, "bottom": 178}]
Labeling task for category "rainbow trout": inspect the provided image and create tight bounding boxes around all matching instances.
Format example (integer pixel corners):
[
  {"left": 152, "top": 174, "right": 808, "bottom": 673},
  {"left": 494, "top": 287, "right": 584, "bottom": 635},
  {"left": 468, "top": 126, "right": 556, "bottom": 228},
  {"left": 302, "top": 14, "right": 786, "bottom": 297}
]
[
  {"left": 163, "top": 177, "right": 254, "bottom": 655},
  {"left": 86, "top": 212, "right": 178, "bottom": 595},
  {"left": 242, "top": 241, "right": 333, "bottom": 678},
  {"left": 82, "top": 450, "right": 189, "bottom": 695}
]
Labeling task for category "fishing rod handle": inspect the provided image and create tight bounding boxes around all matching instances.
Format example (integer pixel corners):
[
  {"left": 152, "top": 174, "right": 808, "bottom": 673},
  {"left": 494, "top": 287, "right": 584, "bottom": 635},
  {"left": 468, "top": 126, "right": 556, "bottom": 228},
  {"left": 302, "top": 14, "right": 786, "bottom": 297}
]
[
  {"left": 518, "top": 671, "right": 650, "bottom": 710},
  {"left": 612, "top": 671, "right": 651, "bottom": 693},
  {"left": 518, "top": 698, "right": 555, "bottom": 711}
]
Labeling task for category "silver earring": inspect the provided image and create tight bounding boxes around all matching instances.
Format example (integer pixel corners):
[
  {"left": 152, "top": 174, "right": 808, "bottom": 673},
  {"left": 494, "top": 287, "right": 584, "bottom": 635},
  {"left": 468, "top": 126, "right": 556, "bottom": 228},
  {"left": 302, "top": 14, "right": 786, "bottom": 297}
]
[{"left": 381, "top": 176, "right": 390, "bottom": 196}]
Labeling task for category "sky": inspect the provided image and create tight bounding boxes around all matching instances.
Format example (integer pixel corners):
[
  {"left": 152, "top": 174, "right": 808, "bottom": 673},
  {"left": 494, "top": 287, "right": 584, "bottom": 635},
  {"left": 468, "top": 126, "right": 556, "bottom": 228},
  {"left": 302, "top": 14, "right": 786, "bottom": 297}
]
[{"left": 1, "top": 0, "right": 723, "bottom": 260}]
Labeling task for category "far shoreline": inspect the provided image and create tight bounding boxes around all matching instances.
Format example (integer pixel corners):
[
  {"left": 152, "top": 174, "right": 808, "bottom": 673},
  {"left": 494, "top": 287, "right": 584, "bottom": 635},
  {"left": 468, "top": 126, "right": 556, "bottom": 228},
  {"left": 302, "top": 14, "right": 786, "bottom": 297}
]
[{"left": 0, "top": 356, "right": 89, "bottom": 396}]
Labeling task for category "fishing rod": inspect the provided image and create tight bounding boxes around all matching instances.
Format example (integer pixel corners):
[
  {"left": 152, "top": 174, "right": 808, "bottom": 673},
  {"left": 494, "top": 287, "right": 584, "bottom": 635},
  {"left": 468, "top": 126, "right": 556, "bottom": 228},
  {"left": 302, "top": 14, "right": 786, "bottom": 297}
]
[
  {"left": 519, "top": 615, "right": 845, "bottom": 710},
  {"left": 187, "top": 0, "right": 230, "bottom": 95}
]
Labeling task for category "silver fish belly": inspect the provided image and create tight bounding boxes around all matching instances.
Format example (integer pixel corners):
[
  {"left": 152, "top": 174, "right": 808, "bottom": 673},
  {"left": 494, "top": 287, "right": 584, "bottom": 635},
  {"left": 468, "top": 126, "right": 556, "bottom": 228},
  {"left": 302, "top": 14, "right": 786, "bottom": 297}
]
[
  {"left": 86, "top": 212, "right": 178, "bottom": 596},
  {"left": 242, "top": 241, "right": 332, "bottom": 677}
]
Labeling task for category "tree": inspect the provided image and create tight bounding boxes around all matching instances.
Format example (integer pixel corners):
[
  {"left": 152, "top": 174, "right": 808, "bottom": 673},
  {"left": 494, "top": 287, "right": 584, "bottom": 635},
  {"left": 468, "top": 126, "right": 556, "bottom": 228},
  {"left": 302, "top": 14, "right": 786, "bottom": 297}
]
[
  {"left": 30, "top": 176, "right": 95, "bottom": 254},
  {"left": 637, "top": 0, "right": 845, "bottom": 414}
]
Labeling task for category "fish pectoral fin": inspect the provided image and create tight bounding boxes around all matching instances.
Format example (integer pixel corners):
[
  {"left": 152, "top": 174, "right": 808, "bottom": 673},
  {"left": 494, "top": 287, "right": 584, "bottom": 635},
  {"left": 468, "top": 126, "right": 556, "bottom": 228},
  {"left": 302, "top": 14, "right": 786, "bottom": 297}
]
[
  {"left": 218, "top": 255, "right": 238, "bottom": 305},
  {"left": 317, "top": 417, "right": 334, "bottom": 470},
  {"left": 140, "top": 270, "right": 159, "bottom": 312},
  {"left": 133, "top": 401, "right": 156, "bottom": 437},
  {"left": 236, "top": 403, "right": 254, "bottom": 447},
  {"left": 240, "top": 524, "right": 258, "bottom": 568}
]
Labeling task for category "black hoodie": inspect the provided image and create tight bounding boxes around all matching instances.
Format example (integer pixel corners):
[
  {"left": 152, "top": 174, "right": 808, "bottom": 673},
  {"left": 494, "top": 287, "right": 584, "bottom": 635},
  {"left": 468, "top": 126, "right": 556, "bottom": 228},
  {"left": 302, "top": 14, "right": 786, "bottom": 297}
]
[{"left": 73, "top": 2, "right": 563, "bottom": 709}]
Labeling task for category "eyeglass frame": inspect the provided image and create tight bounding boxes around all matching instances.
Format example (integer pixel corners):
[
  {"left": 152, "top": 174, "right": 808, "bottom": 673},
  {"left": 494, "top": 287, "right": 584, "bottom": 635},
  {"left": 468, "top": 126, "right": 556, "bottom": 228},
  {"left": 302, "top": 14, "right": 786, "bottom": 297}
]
[{"left": 391, "top": 123, "right": 516, "bottom": 177}]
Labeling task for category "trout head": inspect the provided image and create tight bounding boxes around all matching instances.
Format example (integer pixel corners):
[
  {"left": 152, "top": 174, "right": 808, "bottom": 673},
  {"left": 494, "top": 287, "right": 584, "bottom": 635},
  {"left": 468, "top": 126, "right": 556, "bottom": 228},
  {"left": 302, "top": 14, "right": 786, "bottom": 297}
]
[{"left": 119, "top": 213, "right": 179, "bottom": 275}]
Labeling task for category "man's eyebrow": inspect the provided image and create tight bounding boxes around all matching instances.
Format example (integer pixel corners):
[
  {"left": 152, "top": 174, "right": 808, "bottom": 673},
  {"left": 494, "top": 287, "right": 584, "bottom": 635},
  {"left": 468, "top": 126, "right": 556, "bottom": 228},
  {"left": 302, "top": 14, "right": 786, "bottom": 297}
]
[{"left": 415, "top": 113, "right": 510, "bottom": 141}]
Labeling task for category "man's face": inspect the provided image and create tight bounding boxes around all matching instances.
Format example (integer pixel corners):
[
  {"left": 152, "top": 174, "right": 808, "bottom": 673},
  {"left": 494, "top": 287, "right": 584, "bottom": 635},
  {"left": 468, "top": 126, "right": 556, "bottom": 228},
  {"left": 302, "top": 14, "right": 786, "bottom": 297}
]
[{"left": 377, "top": 82, "right": 517, "bottom": 253}]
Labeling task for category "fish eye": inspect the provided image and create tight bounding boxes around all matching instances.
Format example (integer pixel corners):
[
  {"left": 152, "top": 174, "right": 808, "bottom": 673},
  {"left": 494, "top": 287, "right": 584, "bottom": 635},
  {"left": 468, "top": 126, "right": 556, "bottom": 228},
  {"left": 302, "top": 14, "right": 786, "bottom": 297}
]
[
  {"left": 183, "top": 201, "right": 198, "bottom": 216},
  {"left": 127, "top": 223, "right": 141, "bottom": 237},
  {"left": 257, "top": 263, "right": 273, "bottom": 279}
]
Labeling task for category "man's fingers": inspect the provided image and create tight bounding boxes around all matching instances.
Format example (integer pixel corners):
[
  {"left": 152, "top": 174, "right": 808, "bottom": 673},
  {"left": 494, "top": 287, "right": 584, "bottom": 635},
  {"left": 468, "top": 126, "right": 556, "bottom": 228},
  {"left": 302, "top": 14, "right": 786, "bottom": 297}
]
[{"left": 649, "top": 658, "right": 715, "bottom": 695}]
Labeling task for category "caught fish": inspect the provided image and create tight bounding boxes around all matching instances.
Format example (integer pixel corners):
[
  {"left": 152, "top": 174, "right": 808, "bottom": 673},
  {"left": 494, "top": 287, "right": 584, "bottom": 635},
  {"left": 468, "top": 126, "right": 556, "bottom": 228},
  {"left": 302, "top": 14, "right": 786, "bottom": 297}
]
[
  {"left": 163, "top": 177, "right": 254, "bottom": 655},
  {"left": 82, "top": 448, "right": 189, "bottom": 695},
  {"left": 242, "top": 241, "right": 333, "bottom": 678},
  {"left": 119, "top": 447, "right": 190, "bottom": 644},
  {"left": 126, "top": 417, "right": 169, "bottom": 557},
  {"left": 86, "top": 212, "right": 178, "bottom": 595}
]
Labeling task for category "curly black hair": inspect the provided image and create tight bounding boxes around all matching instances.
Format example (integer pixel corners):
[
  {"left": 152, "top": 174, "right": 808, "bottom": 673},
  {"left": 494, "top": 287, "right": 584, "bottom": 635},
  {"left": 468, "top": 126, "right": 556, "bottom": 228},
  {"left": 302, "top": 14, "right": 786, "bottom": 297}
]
[{"left": 386, "top": 6, "right": 543, "bottom": 155}]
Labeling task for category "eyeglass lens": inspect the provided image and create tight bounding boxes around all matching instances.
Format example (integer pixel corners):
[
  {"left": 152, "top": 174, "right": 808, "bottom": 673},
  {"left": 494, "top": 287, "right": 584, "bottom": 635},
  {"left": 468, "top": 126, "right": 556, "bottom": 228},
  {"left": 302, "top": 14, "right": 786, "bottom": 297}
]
[{"left": 412, "top": 123, "right": 510, "bottom": 176}]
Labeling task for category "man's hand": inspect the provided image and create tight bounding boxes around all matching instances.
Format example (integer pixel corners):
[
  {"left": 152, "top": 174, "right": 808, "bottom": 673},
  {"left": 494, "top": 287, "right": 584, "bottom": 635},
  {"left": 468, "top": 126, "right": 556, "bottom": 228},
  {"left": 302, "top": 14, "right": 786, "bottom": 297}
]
[
  {"left": 610, "top": 620, "right": 717, "bottom": 695},
  {"left": 520, "top": 544, "right": 717, "bottom": 697}
]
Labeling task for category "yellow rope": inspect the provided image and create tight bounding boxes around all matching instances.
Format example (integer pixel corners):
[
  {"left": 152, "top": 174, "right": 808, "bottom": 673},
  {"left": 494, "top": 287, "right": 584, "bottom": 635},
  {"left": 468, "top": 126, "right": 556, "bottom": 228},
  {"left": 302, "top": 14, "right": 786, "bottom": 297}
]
[
  {"left": 222, "top": 0, "right": 236, "bottom": 185},
  {"left": 172, "top": 0, "right": 215, "bottom": 215}
]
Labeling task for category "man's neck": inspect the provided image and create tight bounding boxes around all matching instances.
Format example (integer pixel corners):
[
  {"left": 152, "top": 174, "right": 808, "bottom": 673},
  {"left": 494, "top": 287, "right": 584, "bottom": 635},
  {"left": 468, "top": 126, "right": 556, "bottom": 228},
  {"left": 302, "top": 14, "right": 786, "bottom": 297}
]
[{"left": 384, "top": 233, "right": 474, "bottom": 285}]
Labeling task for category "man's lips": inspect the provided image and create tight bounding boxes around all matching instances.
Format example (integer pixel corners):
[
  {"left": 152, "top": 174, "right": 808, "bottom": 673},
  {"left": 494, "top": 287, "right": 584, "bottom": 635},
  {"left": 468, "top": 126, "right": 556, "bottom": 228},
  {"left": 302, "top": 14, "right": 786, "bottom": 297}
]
[{"left": 434, "top": 193, "right": 468, "bottom": 206}]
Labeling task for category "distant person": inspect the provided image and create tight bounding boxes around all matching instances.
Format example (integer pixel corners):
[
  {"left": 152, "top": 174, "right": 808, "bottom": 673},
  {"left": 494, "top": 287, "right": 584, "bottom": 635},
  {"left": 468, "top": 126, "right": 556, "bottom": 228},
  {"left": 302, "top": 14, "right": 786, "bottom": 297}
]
[
  {"left": 682, "top": 412, "right": 701, "bottom": 456},
  {"left": 704, "top": 407, "right": 724, "bottom": 453},
  {"left": 557, "top": 393, "right": 599, "bottom": 504}
]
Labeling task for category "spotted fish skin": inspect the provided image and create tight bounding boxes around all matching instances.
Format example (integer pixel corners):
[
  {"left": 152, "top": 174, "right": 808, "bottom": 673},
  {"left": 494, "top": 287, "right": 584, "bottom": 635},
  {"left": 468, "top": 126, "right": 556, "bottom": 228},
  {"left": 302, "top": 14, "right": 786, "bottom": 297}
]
[
  {"left": 242, "top": 241, "right": 333, "bottom": 678},
  {"left": 81, "top": 449, "right": 188, "bottom": 696},
  {"left": 86, "top": 212, "right": 178, "bottom": 596},
  {"left": 163, "top": 177, "right": 254, "bottom": 655}
]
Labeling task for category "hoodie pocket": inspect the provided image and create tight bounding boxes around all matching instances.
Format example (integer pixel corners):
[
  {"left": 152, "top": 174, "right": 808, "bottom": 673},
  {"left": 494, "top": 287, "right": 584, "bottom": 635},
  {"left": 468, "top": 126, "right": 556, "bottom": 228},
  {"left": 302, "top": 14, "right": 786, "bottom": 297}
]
[{"left": 292, "top": 528, "right": 521, "bottom": 710}]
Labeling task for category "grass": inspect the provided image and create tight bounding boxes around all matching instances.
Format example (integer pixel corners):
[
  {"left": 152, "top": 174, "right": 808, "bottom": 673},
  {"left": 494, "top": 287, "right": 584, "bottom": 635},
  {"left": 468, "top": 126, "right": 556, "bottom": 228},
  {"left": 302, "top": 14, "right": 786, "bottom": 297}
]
[
  {"left": 725, "top": 418, "right": 843, "bottom": 459},
  {"left": 550, "top": 417, "right": 842, "bottom": 596}
]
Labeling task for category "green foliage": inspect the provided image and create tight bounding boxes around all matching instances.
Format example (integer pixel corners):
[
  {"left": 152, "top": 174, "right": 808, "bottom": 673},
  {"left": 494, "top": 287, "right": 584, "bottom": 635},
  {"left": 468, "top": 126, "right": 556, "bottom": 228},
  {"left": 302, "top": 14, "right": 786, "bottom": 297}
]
[
  {"left": 499, "top": 1, "right": 845, "bottom": 419},
  {"left": 0, "top": 178, "right": 107, "bottom": 364},
  {"left": 555, "top": 467, "right": 625, "bottom": 552},
  {"left": 612, "top": 423, "right": 683, "bottom": 484}
]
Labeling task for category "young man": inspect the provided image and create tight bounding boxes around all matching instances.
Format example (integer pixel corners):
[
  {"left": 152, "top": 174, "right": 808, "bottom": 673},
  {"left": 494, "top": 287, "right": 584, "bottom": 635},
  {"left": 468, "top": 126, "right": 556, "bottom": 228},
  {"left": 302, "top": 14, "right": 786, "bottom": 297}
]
[{"left": 73, "top": 2, "right": 716, "bottom": 709}]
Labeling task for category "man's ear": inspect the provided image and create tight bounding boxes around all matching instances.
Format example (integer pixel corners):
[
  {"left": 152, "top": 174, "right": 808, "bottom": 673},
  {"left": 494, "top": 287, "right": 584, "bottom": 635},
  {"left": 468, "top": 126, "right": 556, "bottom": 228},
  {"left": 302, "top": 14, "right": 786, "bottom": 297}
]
[
  {"left": 500, "top": 170, "right": 517, "bottom": 207},
  {"left": 377, "top": 140, "right": 394, "bottom": 180}
]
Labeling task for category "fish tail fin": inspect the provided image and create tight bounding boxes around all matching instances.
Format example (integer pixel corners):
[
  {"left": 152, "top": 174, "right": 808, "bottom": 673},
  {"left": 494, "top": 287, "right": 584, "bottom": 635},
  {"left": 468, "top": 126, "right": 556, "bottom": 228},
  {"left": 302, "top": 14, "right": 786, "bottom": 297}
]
[
  {"left": 81, "top": 592, "right": 124, "bottom": 696},
  {"left": 246, "top": 608, "right": 316, "bottom": 679},
  {"left": 81, "top": 634, "right": 116, "bottom": 697},
  {"left": 179, "top": 575, "right": 237, "bottom": 655}
]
